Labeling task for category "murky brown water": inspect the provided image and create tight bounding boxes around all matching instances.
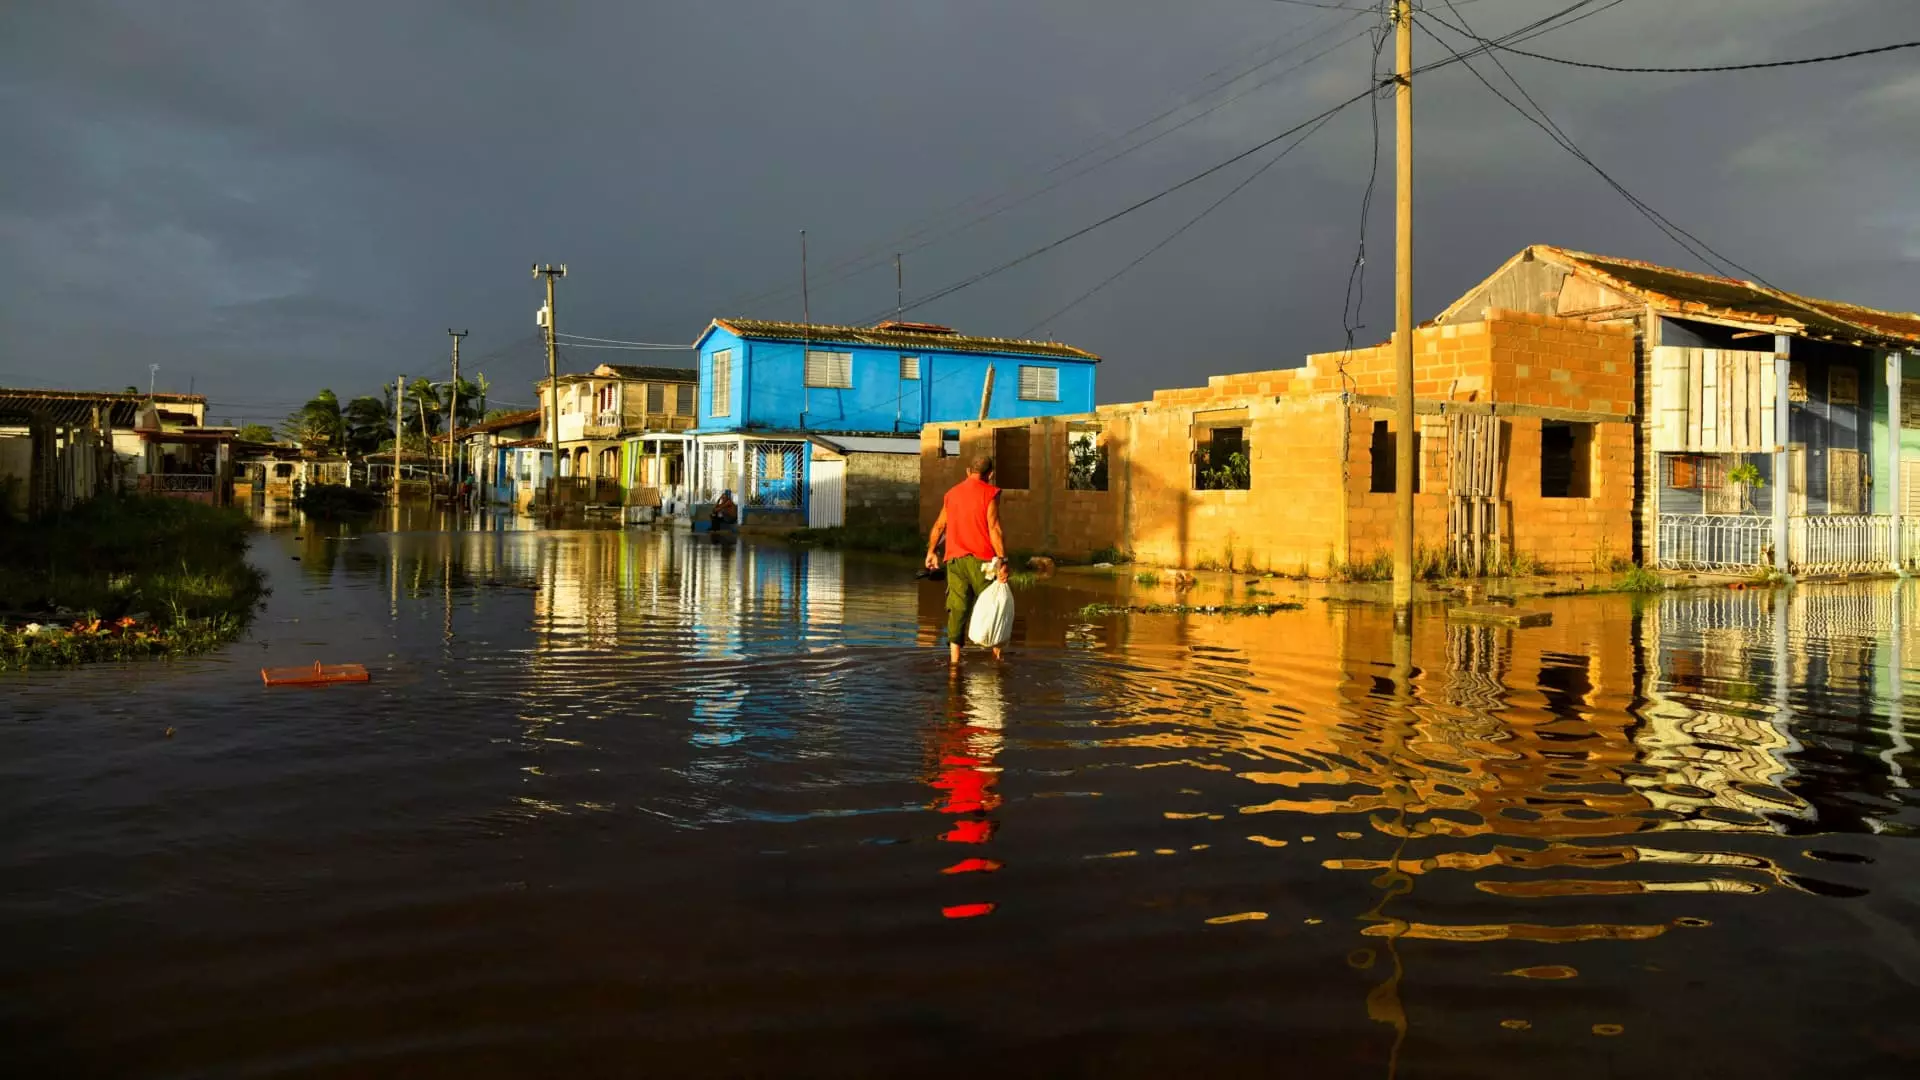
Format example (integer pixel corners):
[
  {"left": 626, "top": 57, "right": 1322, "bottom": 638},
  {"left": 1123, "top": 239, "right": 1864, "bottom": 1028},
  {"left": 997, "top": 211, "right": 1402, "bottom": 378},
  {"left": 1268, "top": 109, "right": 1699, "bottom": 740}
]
[{"left": 3, "top": 517, "right": 1917, "bottom": 1077}]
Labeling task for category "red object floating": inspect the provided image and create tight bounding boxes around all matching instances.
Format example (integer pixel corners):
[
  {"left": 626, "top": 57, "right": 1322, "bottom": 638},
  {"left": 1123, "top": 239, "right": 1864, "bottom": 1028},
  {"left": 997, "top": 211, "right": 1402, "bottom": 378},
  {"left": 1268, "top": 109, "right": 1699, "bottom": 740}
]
[
  {"left": 261, "top": 662, "right": 371, "bottom": 687},
  {"left": 942, "top": 902, "right": 996, "bottom": 919},
  {"left": 941, "top": 858, "right": 1004, "bottom": 875}
]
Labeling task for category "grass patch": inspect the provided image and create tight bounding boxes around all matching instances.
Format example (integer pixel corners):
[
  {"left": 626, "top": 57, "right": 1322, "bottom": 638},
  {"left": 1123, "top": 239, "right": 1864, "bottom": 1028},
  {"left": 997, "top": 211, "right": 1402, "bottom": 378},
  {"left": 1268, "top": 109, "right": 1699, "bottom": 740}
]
[
  {"left": 786, "top": 522, "right": 922, "bottom": 557},
  {"left": 1618, "top": 566, "right": 1665, "bottom": 593},
  {"left": 1134, "top": 571, "right": 1162, "bottom": 587},
  {"left": 0, "top": 495, "right": 266, "bottom": 669},
  {"left": 1079, "top": 601, "right": 1303, "bottom": 618},
  {"left": 1087, "top": 547, "right": 1133, "bottom": 565}
]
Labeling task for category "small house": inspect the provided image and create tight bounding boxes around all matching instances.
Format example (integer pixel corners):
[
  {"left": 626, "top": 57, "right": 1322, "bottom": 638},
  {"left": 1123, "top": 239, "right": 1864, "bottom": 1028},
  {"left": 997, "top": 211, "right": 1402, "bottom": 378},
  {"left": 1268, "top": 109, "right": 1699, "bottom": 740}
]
[{"left": 689, "top": 318, "right": 1099, "bottom": 527}]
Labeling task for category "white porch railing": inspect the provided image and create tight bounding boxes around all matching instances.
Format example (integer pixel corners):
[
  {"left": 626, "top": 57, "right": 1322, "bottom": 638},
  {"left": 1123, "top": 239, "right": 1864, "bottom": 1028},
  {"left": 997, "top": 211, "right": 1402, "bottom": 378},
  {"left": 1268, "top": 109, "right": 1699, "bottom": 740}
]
[
  {"left": 1789, "top": 514, "right": 1892, "bottom": 576},
  {"left": 1657, "top": 514, "right": 1770, "bottom": 572}
]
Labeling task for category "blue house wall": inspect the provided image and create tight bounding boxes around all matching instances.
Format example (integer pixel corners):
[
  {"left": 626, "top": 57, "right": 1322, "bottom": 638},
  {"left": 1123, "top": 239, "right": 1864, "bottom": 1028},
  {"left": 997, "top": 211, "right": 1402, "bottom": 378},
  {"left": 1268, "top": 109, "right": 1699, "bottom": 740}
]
[{"left": 693, "top": 327, "right": 1097, "bottom": 434}]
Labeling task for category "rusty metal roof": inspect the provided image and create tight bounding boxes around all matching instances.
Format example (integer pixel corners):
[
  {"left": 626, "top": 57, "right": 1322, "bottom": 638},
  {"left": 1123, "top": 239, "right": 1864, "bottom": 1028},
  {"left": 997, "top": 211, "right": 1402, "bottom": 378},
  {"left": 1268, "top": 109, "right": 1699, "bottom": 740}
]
[
  {"left": 1537, "top": 245, "right": 1920, "bottom": 347},
  {"left": 701, "top": 318, "right": 1101, "bottom": 362},
  {"left": 440, "top": 409, "right": 544, "bottom": 441},
  {"left": 0, "top": 388, "right": 203, "bottom": 426}
]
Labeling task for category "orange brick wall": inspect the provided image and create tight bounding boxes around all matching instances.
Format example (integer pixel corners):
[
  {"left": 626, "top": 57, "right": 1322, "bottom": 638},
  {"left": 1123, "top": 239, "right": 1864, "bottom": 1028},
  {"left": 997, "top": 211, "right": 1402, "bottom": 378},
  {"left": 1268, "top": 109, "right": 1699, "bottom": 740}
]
[{"left": 919, "top": 313, "right": 1637, "bottom": 576}]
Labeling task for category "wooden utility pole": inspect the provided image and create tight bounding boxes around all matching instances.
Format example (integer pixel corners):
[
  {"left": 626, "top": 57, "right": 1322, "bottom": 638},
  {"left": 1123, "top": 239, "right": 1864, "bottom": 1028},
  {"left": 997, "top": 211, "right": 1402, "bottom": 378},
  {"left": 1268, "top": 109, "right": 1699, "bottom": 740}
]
[
  {"left": 533, "top": 264, "right": 566, "bottom": 519},
  {"left": 977, "top": 365, "right": 996, "bottom": 422},
  {"left": 393, "top": 375, "right": 404, "bottom": 499},
  {"left": 447, "top": 328, "right": 467, "bottom": 484},
  {"left": 1392, "top": 0, "right": 1416, "bottom": 626}
]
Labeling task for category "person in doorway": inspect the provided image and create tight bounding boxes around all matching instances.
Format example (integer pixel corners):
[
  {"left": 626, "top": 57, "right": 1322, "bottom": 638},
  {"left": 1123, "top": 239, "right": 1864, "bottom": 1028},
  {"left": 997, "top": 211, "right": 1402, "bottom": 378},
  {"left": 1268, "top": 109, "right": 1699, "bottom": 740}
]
[
  {"left": 711, "top": 489, "right": 739, "bottom": 528},
  {"left": 925, "top": 456, "right": 1010, "bottom": 664}
]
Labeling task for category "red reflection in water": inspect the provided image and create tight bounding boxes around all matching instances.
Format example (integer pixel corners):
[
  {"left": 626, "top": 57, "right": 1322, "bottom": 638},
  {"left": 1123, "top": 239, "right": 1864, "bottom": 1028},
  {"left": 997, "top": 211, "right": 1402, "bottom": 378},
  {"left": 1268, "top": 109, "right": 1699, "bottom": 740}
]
[{"left": 930, "top": 671, "right": 1006, "bottom": 917}]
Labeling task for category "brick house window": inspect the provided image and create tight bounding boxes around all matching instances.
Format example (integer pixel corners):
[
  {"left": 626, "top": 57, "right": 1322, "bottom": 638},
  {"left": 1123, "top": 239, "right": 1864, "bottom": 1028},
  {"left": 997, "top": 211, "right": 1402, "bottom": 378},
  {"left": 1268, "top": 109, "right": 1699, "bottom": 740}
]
[
  {"left": 1194, "top": 421, "right": 1250, "bottom": 491},
  {"left": 710, "top": 350, "right": 732, "bottom": 416},
  {"left": 993, "top": 426, "right": 1031, "bottom": 490},
  {"left": 676, "top": 383, "right": 694, "bottom": 415},
  {"left": 1541, "top": 421, "right": 1593, "bottom": 499},
  {"left": 806, "top": 350, "right": 854, "bottom": 389},
  {"left": 1368, "top": 420, "right": 1420, "bottom": 494},
  {"left": 1067, "top": 424, "right": 1108, "bottom": 491},
  {"left": 646, "top": 384, "right": 664, "bottom": 413},
  {"left": 940, "top": 429, "right": 960, "bottom": 458},
  {"left": 1018, "top": 365, "right": 1059, "bottom": 402}
]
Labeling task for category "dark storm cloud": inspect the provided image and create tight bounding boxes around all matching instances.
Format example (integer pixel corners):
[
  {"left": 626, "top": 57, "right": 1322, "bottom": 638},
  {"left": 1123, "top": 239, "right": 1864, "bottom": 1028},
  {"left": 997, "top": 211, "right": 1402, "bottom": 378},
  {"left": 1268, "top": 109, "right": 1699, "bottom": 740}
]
[{"left": 2, "top": 0, "right": 1917, "bottom": 416}]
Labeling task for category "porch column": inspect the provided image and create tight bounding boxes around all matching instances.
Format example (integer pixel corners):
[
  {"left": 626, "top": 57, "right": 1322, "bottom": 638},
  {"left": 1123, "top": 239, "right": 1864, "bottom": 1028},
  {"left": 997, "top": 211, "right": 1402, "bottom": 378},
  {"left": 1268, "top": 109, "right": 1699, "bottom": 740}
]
[
  {"left": 1774, "top": 335, "right": 1792, "bottom": 574},
  {"left": 1892, "top": 351, "right": 1904, "bottom": 574}
]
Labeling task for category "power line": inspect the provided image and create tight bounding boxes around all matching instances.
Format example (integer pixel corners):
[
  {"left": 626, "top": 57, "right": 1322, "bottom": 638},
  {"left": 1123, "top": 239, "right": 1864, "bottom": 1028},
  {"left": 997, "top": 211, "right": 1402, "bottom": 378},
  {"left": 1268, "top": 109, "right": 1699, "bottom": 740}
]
[
  {"left": 865, "top": 0, "right": 1615, "bottom": 324},
  {"left": 1475, "top": 33, "right": 1920, "bottom": 73},
  {"left": 550, "top": 340, "right": 693, "bottom": 351},
  {"left": 553, "top": 332, "right": 693, "bottom": 348},
  {"left": 1420, "top": 1, "right": 1771, "bottom": 285},
  {"left": 1340, "top": 10, "right": 1393, "bottom": 368},
  {"left": 724, "top": 9, "right": 1374, "bottom": 315},
  {"left": 865, "top": 90, "right": 1378, "bottom": 324},
  {"left": 1024, "top": 105, "right": 1344, "bottom": 337}
]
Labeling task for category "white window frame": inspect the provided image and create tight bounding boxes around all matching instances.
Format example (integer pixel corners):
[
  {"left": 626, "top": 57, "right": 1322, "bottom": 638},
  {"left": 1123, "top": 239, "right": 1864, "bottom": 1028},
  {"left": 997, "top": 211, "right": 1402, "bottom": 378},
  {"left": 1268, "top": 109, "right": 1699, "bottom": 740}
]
[
  {"left": 805, "top": 349, "right": 854, "bottom": 390},
  {"left": 899, "top": 355, "right": 921, "bottom": 381},
  {"left": 710, "top": 349, "right": 732, "bottom": 417},
  {"left": 1018, "top": 364, "right": 1060, "bottom": 403}
]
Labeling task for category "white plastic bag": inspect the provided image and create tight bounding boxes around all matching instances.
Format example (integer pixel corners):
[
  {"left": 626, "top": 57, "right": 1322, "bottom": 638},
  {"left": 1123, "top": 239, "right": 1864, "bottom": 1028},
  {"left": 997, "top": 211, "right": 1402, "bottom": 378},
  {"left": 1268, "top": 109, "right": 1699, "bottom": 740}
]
[{"left": 967, "top": 579, "right": 1015, "bottom": 648}]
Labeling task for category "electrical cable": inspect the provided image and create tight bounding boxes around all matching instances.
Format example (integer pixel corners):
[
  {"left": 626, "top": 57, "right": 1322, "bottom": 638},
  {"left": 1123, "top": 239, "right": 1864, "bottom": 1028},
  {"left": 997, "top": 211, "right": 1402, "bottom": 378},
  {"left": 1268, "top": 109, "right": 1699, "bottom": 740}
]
[
  {"left": 1420, "top": 1, "right": 1772, "bottom": 286},
  {"left": 1023, "top": 104, "right": 1344, "bottom": 337},
  {"left": 723, "top": 9, "right": 1374, "bottom": 315},
  {"left": 1339, "top": 9, "right": 1392, "bottom": 377},
  {"left": 554, "top": 332, "right": 693, "bottom": 348}
]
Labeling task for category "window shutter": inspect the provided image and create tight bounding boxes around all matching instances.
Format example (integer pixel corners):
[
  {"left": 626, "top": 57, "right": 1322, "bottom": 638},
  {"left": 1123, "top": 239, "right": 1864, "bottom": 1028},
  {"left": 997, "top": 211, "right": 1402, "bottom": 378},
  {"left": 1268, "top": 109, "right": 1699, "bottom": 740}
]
[
  {"left": 711, "top": 350, "right": 731, "bottom": 416},
  {"left": 676, "top": 383, "right": 694, "bottom": 414},
  {"left": 1904, "top": 460, "right": 1920, "bottom": 518},
  {"left": 899, "top": 356, "right": 920, "bottom": 380},
  {"left": 646, "top": 384, "right": 664, "bottom": 413},
  {"left": 806, "top": 350, "right": 853, "bottom": 389},
  {"left": 1018, "top": 365, "right": 1059, "bottom": 402}
]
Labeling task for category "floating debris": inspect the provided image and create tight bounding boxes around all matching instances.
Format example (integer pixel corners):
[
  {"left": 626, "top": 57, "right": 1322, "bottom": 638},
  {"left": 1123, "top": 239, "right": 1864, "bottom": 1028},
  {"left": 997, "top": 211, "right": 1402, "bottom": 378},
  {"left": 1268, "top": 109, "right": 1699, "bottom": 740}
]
[
  {"left": 1079, "top": 601, "right": 1304, "bottom": 618},
  {"left": 1206, "top": 911, "right": 1268, "bottom": 925}
]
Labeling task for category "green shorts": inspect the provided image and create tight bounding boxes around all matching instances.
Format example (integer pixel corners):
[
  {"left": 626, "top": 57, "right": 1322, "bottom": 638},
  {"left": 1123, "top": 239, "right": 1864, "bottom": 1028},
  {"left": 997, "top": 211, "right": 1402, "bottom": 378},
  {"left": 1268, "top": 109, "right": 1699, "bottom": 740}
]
[{"left": 945, "top": 554, "right": 991, "bottom": 643}]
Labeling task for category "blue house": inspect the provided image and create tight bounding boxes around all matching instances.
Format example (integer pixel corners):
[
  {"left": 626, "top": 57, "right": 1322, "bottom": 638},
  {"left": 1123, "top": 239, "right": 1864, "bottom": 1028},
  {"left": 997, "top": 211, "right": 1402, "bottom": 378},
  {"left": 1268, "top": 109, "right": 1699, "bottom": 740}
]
[
  {"left": 690, "top": 318, "right": 1099, "bottom": 435},
  {"left": 684, "top": 318, "right": 1099, "bottom": 526}
]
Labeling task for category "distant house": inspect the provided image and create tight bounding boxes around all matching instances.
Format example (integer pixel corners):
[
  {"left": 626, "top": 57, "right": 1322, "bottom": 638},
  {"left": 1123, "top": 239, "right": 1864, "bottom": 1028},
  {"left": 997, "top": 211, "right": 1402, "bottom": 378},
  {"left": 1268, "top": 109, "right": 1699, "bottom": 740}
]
[
  {"left": 437, "top": 409, "right": 546, "bottom": 509},
  {"left": 0, "top": 388, "right": 211, "bottom": 515},
  {"left": 535, "top": 363, "right": 697, "bottom": 506},
  {"left": 685, "top": 318, "right": 1099, "bottom": 526}
]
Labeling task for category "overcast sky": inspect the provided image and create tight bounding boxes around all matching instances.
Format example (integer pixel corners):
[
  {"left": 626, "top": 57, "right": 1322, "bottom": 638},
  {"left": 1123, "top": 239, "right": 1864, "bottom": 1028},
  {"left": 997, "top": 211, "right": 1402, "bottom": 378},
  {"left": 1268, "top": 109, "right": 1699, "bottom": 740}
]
[{"left": 2, "top": 0, "right": 1916, "bottom": 422}]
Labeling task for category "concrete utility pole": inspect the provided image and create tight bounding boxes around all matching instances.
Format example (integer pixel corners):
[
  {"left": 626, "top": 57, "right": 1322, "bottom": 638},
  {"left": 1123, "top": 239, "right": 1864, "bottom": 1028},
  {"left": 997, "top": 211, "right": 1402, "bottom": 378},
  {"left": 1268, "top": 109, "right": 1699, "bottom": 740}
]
[
  {"left": 1391, "top": 0, "right": 1416, "bottom": 627},
  {"left": 533, "top": 264, "right": 566, "bottom": 519},
  {"left": 447, "top": 329, "right": 467, "bottom": 483},
  {"left": 393, "top": 375, "right": 405, "bottom": 498}
]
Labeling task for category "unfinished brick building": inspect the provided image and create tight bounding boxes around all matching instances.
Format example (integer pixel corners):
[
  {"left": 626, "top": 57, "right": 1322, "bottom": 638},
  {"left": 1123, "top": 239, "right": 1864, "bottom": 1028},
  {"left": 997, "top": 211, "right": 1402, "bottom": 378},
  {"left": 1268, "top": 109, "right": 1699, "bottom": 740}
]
[{"left": 921, "top": 308, "right": 1637, "bottom": 576}]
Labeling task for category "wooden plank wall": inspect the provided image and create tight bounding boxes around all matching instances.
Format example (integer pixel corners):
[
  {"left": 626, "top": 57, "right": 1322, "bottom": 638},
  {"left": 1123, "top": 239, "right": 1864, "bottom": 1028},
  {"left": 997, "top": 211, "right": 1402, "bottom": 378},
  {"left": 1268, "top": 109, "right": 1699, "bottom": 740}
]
[{"left": 1652, "top": 346, "right": 1777, "bottom": 454}]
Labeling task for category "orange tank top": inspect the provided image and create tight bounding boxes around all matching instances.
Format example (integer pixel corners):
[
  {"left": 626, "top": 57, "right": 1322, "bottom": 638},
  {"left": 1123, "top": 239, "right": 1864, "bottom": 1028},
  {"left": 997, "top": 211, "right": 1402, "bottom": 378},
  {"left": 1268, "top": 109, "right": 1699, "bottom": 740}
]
[{"left": 942, "top": 476, "right": 1000, "bottom": 563}]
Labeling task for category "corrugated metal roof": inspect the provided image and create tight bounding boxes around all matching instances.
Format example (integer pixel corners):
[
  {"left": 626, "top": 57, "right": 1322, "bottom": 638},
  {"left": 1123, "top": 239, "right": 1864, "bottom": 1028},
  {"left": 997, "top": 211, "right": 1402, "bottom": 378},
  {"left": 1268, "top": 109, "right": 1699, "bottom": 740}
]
[
  {"left": 0, "top": 388, "right": 201, "bottom": 426},
  {"left": 706, "top": 319, "right": 1100, "bottom": 362},
  {"left": 593, "top": 364, "right": 697, "bottom": 382},
  {"left": 808, "top": 434, "right": 921, "bottom": 456},
  {"left": 1538, "top": 245, "right": 1920, "bottom": 347}
]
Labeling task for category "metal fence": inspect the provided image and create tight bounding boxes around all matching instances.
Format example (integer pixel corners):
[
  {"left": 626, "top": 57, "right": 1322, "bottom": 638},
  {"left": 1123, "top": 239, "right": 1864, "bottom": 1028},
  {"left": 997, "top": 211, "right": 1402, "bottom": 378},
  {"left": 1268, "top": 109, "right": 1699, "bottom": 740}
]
[
  {"left": 744, "top": 441, "right": 807, "bottom": 511},
  {"left": 1657, "top": 514, "right": 1770, "bottom": 572},
  {"left": 1790, "top": 514, "right": 1891, "bottom": 576},
  {"left": 141, "top": 473, "right": 216, "bottom": 493},
  {"left": 1905, "top": 518, "right": 1920, "bottom": 571}
]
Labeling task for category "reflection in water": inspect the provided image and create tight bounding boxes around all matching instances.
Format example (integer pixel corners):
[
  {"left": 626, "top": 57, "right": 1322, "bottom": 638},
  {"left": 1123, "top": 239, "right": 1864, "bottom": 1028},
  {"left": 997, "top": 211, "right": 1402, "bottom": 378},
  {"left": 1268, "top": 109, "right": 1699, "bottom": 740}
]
[
  {"left": 1, "top": 526, "right": 1916, "bottom": 1076},
  {"left": 932, "top": 668, "right": 1006, "bottom": 918}
]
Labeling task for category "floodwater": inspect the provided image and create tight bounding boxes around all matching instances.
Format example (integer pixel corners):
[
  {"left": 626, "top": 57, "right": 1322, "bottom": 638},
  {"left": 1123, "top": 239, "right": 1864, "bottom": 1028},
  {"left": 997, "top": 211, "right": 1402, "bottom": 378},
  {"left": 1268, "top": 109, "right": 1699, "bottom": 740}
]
[{"left": 3, "top": 517, "right": 1917, "bottom": 1078}]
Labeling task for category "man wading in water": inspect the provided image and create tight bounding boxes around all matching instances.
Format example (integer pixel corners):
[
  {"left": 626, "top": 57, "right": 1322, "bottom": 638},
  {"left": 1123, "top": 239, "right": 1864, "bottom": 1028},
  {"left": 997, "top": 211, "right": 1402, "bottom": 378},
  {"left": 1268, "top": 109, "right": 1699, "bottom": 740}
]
[{"left": 925, "top": 455, "right": 1010, "bottom": 665}]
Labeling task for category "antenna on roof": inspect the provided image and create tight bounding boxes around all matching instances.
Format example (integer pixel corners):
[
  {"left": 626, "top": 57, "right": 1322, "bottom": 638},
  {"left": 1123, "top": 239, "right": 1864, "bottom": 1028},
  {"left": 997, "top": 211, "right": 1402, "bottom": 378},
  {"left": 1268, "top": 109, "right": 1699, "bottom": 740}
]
[{"left": 895, "top": 253, "right": 903, "bottom": 323}]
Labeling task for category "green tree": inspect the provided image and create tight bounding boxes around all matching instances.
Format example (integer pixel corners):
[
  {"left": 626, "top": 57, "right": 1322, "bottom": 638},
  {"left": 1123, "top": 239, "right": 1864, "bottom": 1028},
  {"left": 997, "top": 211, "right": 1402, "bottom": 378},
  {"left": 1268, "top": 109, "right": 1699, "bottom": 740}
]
[
  {"left": 407, "top": 378, "right": 441, "bottom": 444},
  {"left": 236, "top": 423, "right": 277, "bottom": 444},
  {"left": 342, "top": 395, "right": 392, "bottom": 455},
  {"left": 281, "top": 389, "right": 347, "bottom": 448}
]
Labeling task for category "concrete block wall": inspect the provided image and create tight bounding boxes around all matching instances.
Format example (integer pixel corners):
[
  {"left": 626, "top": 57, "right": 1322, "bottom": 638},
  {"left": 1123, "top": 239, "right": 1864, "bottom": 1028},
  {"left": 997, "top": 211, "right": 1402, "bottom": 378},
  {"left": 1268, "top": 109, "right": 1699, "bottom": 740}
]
[
  {"left": 919, "top": 312, "right": 1638, "bottom": 575},
  {"left": 845, "top": 452, "right": 920, "bottom": 526}
]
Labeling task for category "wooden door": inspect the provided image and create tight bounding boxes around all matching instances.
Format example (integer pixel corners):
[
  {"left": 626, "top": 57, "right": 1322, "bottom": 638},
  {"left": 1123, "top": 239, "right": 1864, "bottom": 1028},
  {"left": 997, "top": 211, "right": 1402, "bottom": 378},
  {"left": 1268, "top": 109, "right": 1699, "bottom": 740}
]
[{"left": 1828, "top": 449, "right": 1865, "bottom": 515}]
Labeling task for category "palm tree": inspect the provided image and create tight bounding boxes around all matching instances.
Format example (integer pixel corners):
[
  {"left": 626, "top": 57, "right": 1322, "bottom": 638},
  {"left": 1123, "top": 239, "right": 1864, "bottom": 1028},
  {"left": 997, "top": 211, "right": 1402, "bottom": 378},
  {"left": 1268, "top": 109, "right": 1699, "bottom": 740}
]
[
  {"left": 343, "top": 395, "right": 392, "bottom": 455},
  {"left": 281, "top": 389, "right": 346, "bottom": 448},
  {"left": 407, "top": 377, "right": 441, "bottom": 445}
]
